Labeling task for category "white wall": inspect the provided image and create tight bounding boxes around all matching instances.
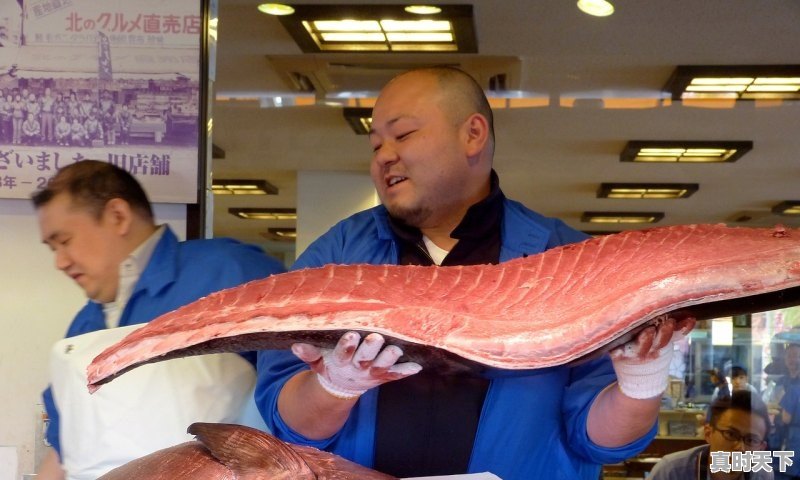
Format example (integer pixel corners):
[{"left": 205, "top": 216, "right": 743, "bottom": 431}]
[
  {"left": 296, "top": 171, "right": 379, "bottom": 259},
  {"left": 0, "top": 199, "right": 186, "bottom": 476}
]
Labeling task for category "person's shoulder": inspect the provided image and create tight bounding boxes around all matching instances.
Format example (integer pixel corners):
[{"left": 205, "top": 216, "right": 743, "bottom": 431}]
[
  {"left": 648, "top": 445, "right": 703, "bottom": 479},
  {"left": 177, "top": 237, "right": 283, "bottom": 271},
  {"left": 502, "top": 197, "right": 589, "bottom": 244}
]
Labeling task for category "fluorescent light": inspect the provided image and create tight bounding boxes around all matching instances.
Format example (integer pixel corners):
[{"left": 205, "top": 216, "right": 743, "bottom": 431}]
[
  {"left": 772, "top": 201, "right": 800, "bottom": 216},
  {"left": 598, "top": 183, "right": 698, "bottom": 199},
  {"left": 621, "top": 141, "right": 753, "bottom": 163},
  {"left": 212, "top": 179, "right": 278, "bottom": 195},
  {"left": 228, "top": 208, "right": 296, "bottom": 220},
  {"left": 665, "top": 65, "right": 800, "bottom": 100},
  {"left": 380, "top": 20, "right": 451, "bottom": 32},
  {"left": 277, "top": 4, "right": 476, "bottom": 53},
  {"left": 581, "top": 212, "right": 664, "bottom": 224},
  {"left": 312, "top": 20, "right": 382, "bottom": 31},
  {"left": 257, "top": 3, "right": 295, "bottom": 16},
  {"left": 343, "top": 107, "right": 373, "bottom": 135}
]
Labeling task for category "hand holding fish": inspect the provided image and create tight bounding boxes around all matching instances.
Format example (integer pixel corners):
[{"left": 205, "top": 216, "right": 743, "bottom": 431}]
[
  {"left": 609, "top": 315, "right": 696, "bottom": 399},
  {"left": 291, "top": 331, "right": 423, "bottom": 400}
]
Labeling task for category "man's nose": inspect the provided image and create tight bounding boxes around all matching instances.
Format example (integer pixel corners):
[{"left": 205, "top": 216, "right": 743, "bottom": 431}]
[
  {"left": 373, "top": 142, "right": 399, "bottom": 166},
  {"left": 55, "top": 248, "right": 71, "bottom": 271}
]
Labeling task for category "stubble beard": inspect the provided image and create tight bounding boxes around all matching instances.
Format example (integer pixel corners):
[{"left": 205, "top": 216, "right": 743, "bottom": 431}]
[{"left": 386, "top": 203, "right": 433, "bottom": 228}]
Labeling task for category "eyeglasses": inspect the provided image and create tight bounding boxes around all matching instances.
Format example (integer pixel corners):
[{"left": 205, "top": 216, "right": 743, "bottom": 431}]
[{"left": 713, "top": 426, "right": 765, "bottom": 447}]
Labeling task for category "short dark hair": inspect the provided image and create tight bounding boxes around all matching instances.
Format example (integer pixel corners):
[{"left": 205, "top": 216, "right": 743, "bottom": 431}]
[
  {"left": 731, "top": 366, "right": 748, "bottom": 378},
  {"left": 708, "top": 390, "right": 770, "bottom": 436},
  {"left": 31, "top": 160, "right": 153, "bottom": 221}
]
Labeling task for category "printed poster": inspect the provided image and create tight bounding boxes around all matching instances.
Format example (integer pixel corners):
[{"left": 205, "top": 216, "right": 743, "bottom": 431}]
[{"left": 0, "top": 0, "right": 202, "bottom": 203}]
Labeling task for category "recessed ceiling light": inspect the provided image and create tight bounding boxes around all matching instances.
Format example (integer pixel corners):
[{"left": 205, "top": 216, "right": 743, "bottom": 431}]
[
  {"left": 581, "top": 212, "right": 665, "bottom": 224},
  {"left": 597, "top": 183, "right": 699, "bottom": 199},
  {"left": 620, "top": 141, "right": 753, "bottom": 163},
  {"left": 772, "top": 201, "right": 800, "bottom": 216},
  {"left": 258, "top": 3, "right": 295, "bottom": 16},
  {"left": 228, "top": 208, "right": 297, "bottom": 220},
  {"left": 664, "top": 65, "right": 800, "bottom": 101},
  {"left": 405, "top": 5, "right": 443, "bottom": 15},
  {"left": 212, "top": 179, "right": 279, "bottom": 195},
  {"left": 261, "top": 228, "right": 298, "bottom": 241},
  {"left": 343, "top": 107, "right": 372, "bottom": 134},
  {"left": 275, "top": 4, "right": 477, "bottom": 53},
  {"left": 577, "top": 0, "right": 614, "bottom": 17}
]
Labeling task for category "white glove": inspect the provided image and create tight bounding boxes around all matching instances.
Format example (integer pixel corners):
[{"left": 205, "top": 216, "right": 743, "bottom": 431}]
[
  {"left": 291, "top": 331, "right": 423, "bottom": 400},
  {"left": 610, "top": 315, "right": 695, "bottom": 399}
]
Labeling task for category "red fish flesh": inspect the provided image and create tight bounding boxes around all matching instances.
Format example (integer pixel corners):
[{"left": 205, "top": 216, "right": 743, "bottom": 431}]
[
  {"left": 88, "top": 224, "right": 800, "bottom": 390},
  {"left": 98, "top": 422, "right": 395, "bottom": 479}
]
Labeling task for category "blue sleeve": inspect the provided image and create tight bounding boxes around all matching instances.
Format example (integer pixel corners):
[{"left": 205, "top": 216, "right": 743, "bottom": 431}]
[
  {"left": 563, "top": 356, "right": 658, "bottom": 464},
  {"left": 42, "top": 386, "right": 61, "bottom": 457},
  {"left": 780, "top": 386, "right": 800, "bottom": 421},
  {"left": 254, "top": 230, "right": 342, "bottom": 435}
]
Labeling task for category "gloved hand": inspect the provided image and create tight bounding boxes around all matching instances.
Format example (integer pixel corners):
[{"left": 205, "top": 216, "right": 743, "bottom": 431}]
[
  {"left": 291, "top": 331, "right": 423, "bottom": 400},
  {"left": 610, "top": 315, "right": 696, "bottom": 399}
]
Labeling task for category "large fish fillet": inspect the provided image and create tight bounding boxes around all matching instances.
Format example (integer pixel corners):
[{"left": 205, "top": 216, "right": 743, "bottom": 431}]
[{"left": 88, "top": 224, "right": 800, "bottom": 390}]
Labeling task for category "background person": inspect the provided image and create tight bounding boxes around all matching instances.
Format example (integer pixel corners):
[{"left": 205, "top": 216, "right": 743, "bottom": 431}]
[
  {"left": 649, "top": 390, "right": 772, "bottom": 480},
  {"left": 255, "top": 67, "right": 694, "bottom": 480},
  {"left": 777, "top": 343, "right": 800, "bottom": 480},
  {"left": 33, "top": 160, "right": 286, "bottom": 479}
]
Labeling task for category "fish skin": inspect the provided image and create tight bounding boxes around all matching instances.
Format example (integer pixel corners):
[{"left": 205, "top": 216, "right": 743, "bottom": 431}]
[
  {"left": 99, "top": 423, "right": 396, "bottom": 479},
  {"left": 97, "top": 442, "right": 235, "bottom": 479},
  {"left": 88, "top": 224, "right": 800, "bottom": 389}
]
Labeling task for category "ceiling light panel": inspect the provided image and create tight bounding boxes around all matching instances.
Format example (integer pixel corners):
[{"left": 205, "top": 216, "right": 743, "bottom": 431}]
[
  {"left": 212, "top": 179, "right": 279, "bottom": 195},
  {"left": 665, "top": 65, "right": 800, "bottom": 101},
  {"left": 581, "top": 212, "right": 665, "bottom": 224},
  {"left": 620, "top": 141, "right": 753, "bottom": 163},
  {"left": 228, "top": 208, "right": 297, "bottom": 220},
  {"left": 597, "top": 183, "right": 699, "bottom": 199},
  {"left": 343, "top": 107, "right": 373, "bottom": 134},
  {"left": 277, "top": 4, "right": 477, "bottom": 53},
  {"left": 772, "top": 201, "right": 800, "bottom": 216}
]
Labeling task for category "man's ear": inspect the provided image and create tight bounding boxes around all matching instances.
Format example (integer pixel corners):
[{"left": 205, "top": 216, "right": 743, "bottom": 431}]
[
  {"left": 102, "top": 198, "right": 134, "bottom": 236},
  {"left": 703, "top": 423, "right": 713, "bottom": 444},
  {"left": 462, "top": 112, "right": 490, "bottom": 159}
]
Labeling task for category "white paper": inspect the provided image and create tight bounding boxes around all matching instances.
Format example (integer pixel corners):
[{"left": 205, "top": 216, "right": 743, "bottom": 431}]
[{"left": 404, "top": 473, "right": 502, "bottom": 480}]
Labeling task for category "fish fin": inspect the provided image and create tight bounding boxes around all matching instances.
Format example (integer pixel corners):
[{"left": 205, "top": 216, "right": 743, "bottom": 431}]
[{"left": 188, "top": 422, "right": 316, "bottom": 479}]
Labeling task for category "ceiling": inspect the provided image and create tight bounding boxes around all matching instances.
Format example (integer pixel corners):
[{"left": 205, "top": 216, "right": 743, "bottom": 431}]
[{"left": 209, "top": 0, "right": 800, "bottom": 261}]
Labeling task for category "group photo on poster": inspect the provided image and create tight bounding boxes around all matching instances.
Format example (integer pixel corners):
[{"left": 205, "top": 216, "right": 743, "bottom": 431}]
[{"left": 0, "top": 0, "right": 201, "bottom": 203}]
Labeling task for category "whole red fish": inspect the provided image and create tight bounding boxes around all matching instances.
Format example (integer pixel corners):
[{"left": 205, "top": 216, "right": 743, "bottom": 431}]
[{"left": 99, "top": 422, "right": 395, "bottom": 479}]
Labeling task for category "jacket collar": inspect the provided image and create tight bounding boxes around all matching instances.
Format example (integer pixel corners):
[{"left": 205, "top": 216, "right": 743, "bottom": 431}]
[
  {"left": 132, "top": 225, "right": 179, "bottom": 298},
  {"left": 369, "top": 190, "right": 552, "bottom": 262}
]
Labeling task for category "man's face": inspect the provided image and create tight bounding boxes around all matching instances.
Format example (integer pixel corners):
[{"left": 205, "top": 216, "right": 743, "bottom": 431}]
[
  {"left": 731, "top": 375, "right": 748, "bottom": 390},
  {"left": 368, "top": 73, "right": 479, "bottom": 229},
  {"left": 38, "top": 193, "right": 126, "bottom": 303},
  {"left": 704, "top": 409, "right": 767, "bottom": 474}
]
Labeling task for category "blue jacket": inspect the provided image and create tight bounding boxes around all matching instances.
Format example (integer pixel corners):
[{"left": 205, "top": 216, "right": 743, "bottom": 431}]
[
  {"left": 255, "top": 200, "right": 657, "bottom": 480},
  {"left": 44, "top": 226, "right": 285, "bottom": 455}
]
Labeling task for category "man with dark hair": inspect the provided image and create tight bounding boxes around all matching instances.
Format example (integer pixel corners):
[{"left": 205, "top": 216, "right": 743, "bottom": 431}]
[
  {"left": 649, "top": 390, "right": 772, "bottom": 480},
  {"left": 255, "top": 67, "right": 694, "bottom": 479},
  {"left": 34, "top": 160, "right": 286, "bottom": 479}
]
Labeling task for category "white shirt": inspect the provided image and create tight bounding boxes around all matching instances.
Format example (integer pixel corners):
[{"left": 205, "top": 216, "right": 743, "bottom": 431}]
[
  {"left": 102, "top": 226, "right": 165, "bottom": 328},
  {"left": 422, "top": 235, "right": 450, "bottom": 266}
]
